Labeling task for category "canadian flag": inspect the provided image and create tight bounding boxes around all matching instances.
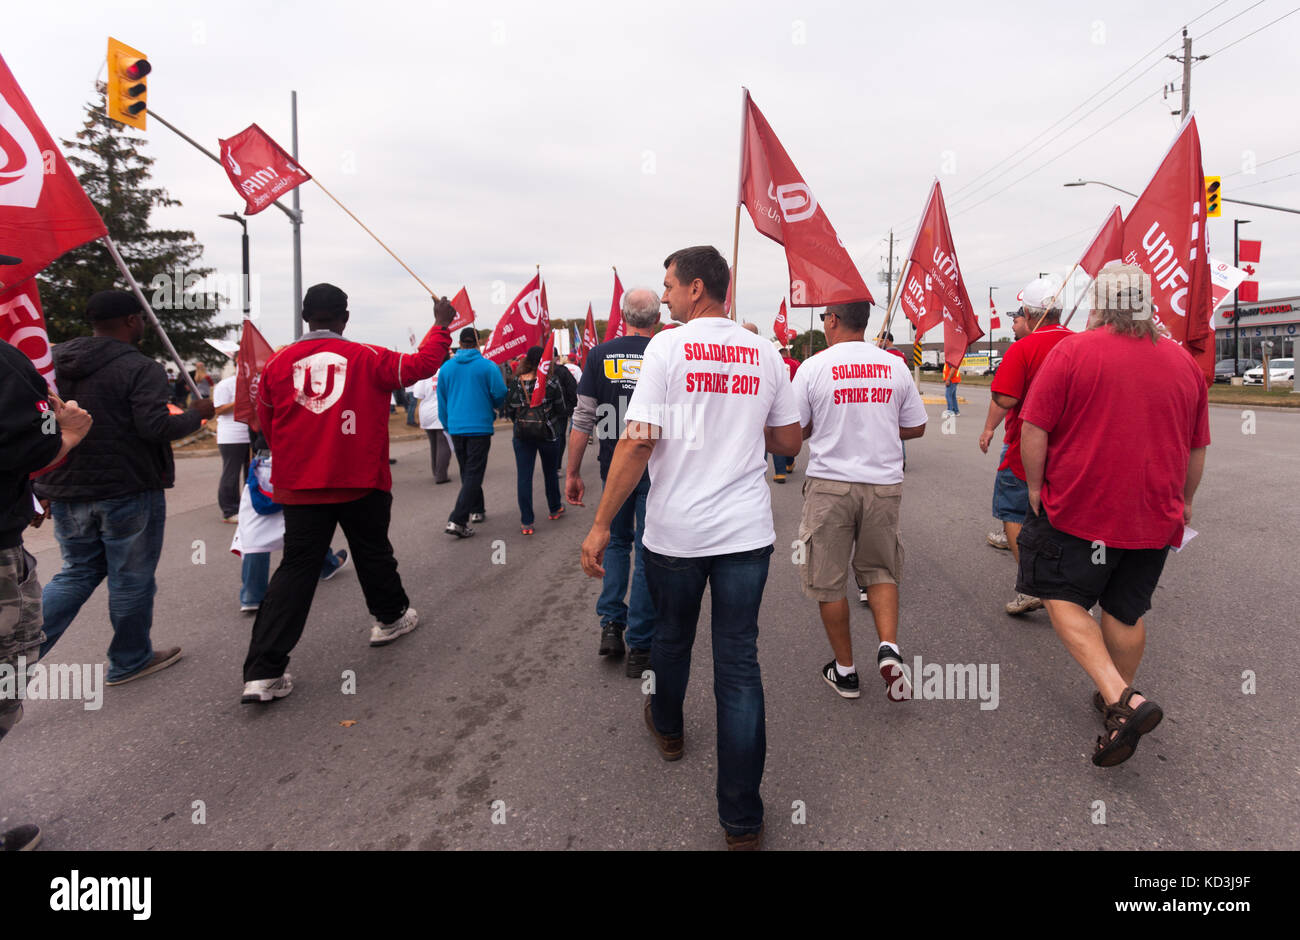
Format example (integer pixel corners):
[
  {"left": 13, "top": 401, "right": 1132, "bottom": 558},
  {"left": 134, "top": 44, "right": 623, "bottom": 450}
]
[
  {"left": 529, "top": 330, "right": 556, "bottom": 408},
  {"left": 579, "top": 302, "right": 598, "bottom": 365},
  {"left": 988, "top": 295, "right": 1000, "bottom": 331},
  {"left": 449, "top": 286, "right": 475, "bottom": 332},
  {"left": 1120, "top": 114, "right": 1213, "bottom": 375},
  {"left": 604, "top": 270, "right": 626, "bottom": 342},
  {"left": 1079, "top": 205, "right": 1125, "bottom": 278},
  {"left": 483, "top": 273, "right": 549, "bottom": 364},
  {"left": 1237, "top": 239, "right": 1261, "bottom": 303},
  {"left": 774, "top": 298, "right": 793, "bottom": 344},
  {"left": 234, "top": 317, "right": 275, "bottom": 431},
  {"left": 217, "top": 124, "right": 312, "bottom": 216},
  {"left": 898, "top": 180, "right": 983, "bottom": 369},
  {"left": 0, "top": 53, "right": 108, "bottom": 292},
  {"left": 737, "top": 88, "right": 873, "bottom": 307}
]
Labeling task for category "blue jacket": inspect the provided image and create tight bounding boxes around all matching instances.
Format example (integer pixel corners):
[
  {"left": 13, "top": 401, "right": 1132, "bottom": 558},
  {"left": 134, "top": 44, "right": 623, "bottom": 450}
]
[{"left": 437, "top": 348, "right": 507, "bottom": 435}]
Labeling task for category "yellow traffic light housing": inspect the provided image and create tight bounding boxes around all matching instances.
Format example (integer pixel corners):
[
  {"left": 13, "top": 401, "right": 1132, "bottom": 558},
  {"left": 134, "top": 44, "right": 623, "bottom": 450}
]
[
  {"left": 106, "top": 37, "right": 150, "bottom": 130},
  {"left": 1205, "top": 175, "right": 1221, "bottom": 218}
]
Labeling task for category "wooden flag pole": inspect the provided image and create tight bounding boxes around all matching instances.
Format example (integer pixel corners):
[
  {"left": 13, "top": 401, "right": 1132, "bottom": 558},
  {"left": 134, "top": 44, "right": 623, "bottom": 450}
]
[
  {"left": 311, "top": 179, "right": 439, "bottom": 298},
  {"left": 729, "top": 205, "right": 741, "bottom": 321},
  {"left": 101, "top": 235, "right": 203, "bottom": 400},
  {"left": 730, "top": 87, "right": 749, "bottom": 321},
  {"left": 1062, "top": 275, "right": 1097, "bottom": 329}
]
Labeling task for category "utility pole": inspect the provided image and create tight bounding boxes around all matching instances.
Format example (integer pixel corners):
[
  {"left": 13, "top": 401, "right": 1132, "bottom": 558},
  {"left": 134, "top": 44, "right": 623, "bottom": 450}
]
[
  {"left": 291, "top": 90, "right": 304, "bottom": 340},
  {"left": 1167, "top": 27, "right": 1206, "bottom": 119},
  {"left": 878, "top": 229, "right": 904, "bottom": 343}
]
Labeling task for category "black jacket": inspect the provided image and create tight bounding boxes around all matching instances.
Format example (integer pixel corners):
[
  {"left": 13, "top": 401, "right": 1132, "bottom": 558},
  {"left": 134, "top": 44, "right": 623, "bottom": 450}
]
[
  {"left": 503, "top": 372, "right": 574, "bottom": 442},
  {"left": 33, "top": 337, "right": 202, "bottom": 502},
  {"left": 0, "top": 342, "right": 63, "bottom": 548}
]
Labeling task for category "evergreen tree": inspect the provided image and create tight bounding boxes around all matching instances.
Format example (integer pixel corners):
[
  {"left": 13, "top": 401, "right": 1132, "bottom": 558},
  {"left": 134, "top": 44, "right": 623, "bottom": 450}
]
[{"left": 36, "top": 93, "right": 230, "bottom": 366}]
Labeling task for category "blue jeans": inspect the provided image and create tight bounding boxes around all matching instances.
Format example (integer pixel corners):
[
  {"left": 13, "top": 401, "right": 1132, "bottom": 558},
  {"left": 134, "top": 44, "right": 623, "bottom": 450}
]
[
  {"left": 771, "top": 453, "right": 792, "bottom": 474},
  {"left": 241, "top": 548, "right": 343, "bottom": 607},
  {"left": 512, "top": 436, "right": 563, "bottom": 525},
  {"left": 945, "top": 382, "right": 959, "bottom": 413},
  {"left": 596, "top": 471, "right": 655, "bottom": 650},
  {"left": 644, "top": 544, "right": 772, "bottom": 836},
  {"left": 39, "top": 491, "right": 167, "bottom": 682}
]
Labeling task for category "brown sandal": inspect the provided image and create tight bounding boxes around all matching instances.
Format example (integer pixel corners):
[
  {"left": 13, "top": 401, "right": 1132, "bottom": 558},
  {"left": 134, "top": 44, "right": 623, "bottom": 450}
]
[{"left": 1092, "top": 687, "right": 1163, "bottom": 767}]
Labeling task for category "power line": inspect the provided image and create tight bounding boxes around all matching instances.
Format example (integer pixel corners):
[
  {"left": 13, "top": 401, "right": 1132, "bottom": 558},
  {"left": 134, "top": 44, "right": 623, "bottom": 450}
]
[
  {"left": 1204, "top": 5, "right": 1300, "bottom": 55},
  {"left": 1223, "top": 149, "right": 1300, "bottom": 179},
  {"left": 1195, "top": 0, "right": 1268, "bottom": 39},
  {"left": 962, "top": 223, "right": 1099, "bottom": 280},
  {"left": 1234, "top": 169, "right": 1300, "bottom": 191}
]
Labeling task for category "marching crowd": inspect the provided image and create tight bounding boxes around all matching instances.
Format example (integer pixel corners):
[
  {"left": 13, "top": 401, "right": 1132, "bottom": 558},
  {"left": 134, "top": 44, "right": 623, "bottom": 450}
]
[{"left": 0, "top": 245, "right": 1208, "bottom": 851}]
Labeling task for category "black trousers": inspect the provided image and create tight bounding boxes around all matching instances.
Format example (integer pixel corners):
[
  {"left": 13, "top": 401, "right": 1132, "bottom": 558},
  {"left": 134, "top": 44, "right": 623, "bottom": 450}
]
[
  {"left": 242, "top": 489, "right": 408, "bottom": 681},
  {"left": 218, "top": 443, "right": 251, "bottom": 517},
  {"left": 426, "top": 429, "right": 453, "bottom": 483},
  {"left": 449, "top": 434, "right": 492, "bottom": 525}
]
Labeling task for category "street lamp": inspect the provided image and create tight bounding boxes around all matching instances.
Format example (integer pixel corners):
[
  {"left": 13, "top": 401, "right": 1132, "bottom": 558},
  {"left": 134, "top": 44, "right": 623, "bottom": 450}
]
[
  {"left": 1234, "top": 219, "right": 1250, "bottom": 377},
  {"left": 988, "top": 286, "right": 997, "bottom": 365},
  {"left": 1063, "top": 179, "right": 1138, "bottom": 198},
  {"left": 1064, "top": 179, "right": 1299, "bottom": 215},
  {"left": 218, "top": 212, "right": 250, "bottom": 317}
]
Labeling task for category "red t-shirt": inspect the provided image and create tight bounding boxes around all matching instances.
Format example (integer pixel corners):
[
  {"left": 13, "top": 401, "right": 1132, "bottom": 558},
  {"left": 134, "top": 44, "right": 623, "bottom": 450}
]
[
  {"left": 258, "top": 324, "right": 451, "bottom": 503},
  {"left": 782, "top": 356, "right": 800, "bottom": 381},
  {"left": 990, "top": 324, "right": 1074, "bottom": 480},
  {"left": 1019, "top": 329, "right": 1210, "bottom": 549},
  {"left": 886, "top": 347, "right": 908, "bottom": 362}
]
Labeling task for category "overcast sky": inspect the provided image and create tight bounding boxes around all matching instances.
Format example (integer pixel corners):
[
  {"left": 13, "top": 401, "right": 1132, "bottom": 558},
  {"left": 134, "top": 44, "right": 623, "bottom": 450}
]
[{"left": 9, "top": 0, "right": 1299, "bottom": 351}]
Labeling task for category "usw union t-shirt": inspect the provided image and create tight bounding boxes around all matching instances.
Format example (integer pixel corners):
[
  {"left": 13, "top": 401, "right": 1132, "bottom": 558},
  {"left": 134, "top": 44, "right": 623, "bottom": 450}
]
[
  {"left": 625, "top": 316, "right": 800, "bottom": 558},
  {"left": 792, "top": 341, "right": 927, "bottom": 484}
]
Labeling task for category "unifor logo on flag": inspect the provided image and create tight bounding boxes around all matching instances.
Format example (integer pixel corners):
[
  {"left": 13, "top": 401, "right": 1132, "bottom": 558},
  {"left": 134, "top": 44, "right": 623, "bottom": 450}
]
[
  {"left": 0, "top": 54, "right": 108, "bottom": 291},
  {"left": 0, "top": 280, "right": 55, "bottom": 389},
  {"left": 218, "top": 124, "right": 312, "bottom": 216},
  {"left": 737, "top": 88, "right": 873, "bottom": 307},
  {"left": 1237, "top": 239, "right": 1261, "bottom": 303},
  {"left": 483, "top": 273, "right": 548, "bottom": 364}
]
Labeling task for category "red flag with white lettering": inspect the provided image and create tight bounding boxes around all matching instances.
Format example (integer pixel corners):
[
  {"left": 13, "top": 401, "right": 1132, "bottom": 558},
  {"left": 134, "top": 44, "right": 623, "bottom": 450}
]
[
  {"left": 737, "top": 89, "right": 873, "bottom": 307},
  {"left": 234, "top": 318, "right": 275, "bottom": 431},
  {"left": 0, "top": 54, "right": 108, "bottom": 292},
  {"left": 1237, "top": 239, "right": 1261, "bottom": 303},
  {"left": 449, "top": 286, "right": 475, "bottom": 331},
  {"left": 0, "top": 280, "right": 55, "bottom": 390},
  {"left": 483, "top": 274, "right": 548, "bottom": 364},
  {"left": 217, "top": 124, "right": 312, "bottom": 216},
  {"left": 604, "top": 270, "right": 626, "bottom": 342},
  {"left": 774, "top": 298, "right": 793, "bottom": 344},
  {"left": 898, "top": 180, "right": 983, "bottom": 369},
  {"left": 1119, "top": 115, "right": 1212, "bottom": 373},
  {"left": 1079, "top": 205, "right": 1125, "bottom": 278},
  {"left": 529, "top": 330, "right": 556, "bottom": 408},
  {"left": 579, "top": 302, "right": 598, "bottom": 365}
]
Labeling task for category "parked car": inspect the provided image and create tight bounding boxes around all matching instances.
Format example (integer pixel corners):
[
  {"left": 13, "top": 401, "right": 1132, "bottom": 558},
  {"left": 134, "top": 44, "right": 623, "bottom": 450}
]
[
  {"left": 1214, "top": 358, "right": 1261, "bottom": 383},
  {"left": 1243, "top": 358, "right": 1295, "bottom": 385}
]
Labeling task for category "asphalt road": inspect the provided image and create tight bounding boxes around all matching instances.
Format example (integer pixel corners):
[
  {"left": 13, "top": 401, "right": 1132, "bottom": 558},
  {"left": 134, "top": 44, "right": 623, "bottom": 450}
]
[{"left": 3, "top": 388, "right": 1297, "bottom": 850}]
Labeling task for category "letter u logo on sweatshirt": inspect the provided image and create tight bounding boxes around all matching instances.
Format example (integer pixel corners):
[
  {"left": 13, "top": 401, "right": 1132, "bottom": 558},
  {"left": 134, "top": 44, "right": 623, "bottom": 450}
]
[{"left": 292, "top": 352, "right": 348, "bottom": 414}]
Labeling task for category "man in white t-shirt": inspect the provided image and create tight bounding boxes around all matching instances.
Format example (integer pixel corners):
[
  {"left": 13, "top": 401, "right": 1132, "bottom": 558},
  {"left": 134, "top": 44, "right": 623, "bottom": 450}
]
[
  {"left": 580, "top": 245, "right": 801, "bottom": 851},
  {"left": 408, "top": 374, "right": 453, "bottom": 484},
  {"left": 792, "top": 301, "right": 927, "bottom": 703},
  {"left": 212, "top": 368, "right": 252, "bottom": 522}
]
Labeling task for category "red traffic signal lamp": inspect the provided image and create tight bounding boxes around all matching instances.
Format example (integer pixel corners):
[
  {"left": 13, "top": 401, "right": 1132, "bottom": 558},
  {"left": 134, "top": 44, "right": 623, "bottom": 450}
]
[{"left": 106, "top": 37, "right": 150, "bottom": 130}]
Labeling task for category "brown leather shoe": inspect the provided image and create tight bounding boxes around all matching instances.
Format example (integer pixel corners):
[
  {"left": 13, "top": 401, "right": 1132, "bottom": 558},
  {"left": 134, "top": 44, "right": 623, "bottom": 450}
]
[
  {"left": 643, "top": 697, "right": 683, "bottom": 761},
  {"left": 105, "top": 647, "right": 183, "bottom": 686},
  {"left": 725, "top": 825, "right": 763, "bottom": 851}
]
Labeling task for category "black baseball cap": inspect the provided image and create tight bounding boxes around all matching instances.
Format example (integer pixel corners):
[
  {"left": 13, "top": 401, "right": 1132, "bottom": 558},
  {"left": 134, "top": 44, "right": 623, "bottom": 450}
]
[
  {"left": 86, "top": 290, "right": 142, "bottom": 321},
  {"left": 459, "top": 327, "right": 478, "bottom": 345},
  {"left": 302, "top": 283, "right": 348, "bottom": 319}
]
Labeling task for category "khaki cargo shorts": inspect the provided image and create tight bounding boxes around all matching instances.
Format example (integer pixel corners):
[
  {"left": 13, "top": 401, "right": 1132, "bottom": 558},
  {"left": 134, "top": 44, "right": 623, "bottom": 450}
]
[{"left": 797, "top": 477, "right": 904, "bottom": 602}]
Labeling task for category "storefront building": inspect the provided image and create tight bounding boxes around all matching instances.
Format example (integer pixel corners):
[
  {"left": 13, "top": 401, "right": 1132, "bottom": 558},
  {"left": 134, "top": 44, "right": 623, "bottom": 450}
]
[{"left": 1215, "top": 296, "right": 1299, "bottom": 361}]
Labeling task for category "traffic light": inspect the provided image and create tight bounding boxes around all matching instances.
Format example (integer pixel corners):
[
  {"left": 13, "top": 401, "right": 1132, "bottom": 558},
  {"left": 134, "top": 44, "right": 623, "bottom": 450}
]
[
  {"left": 1205, "top": 176, "right": 1221, "bottom": 218},
  {"left": 106, "top": 37, "right": 150, "bottom": 130}
]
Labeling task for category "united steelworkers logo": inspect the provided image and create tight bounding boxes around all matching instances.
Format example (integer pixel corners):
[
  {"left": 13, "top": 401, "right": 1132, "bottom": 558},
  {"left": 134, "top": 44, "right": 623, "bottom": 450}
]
[
  {"left": 0, "top": 92, "right": 43, "bottom": 208},
  {"left": 292, "top": 351, "right": 347, "bottom": 414},
  {"left": 767, "top": 181, "right": 817, "bottom": 223}
]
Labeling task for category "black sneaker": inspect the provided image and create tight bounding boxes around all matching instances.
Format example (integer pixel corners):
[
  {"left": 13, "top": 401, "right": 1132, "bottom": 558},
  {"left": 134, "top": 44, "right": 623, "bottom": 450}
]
[
  {"left": 599, "top": 622, "right": 625, "bottom": 658},
  {"left": 857, "top": 585, "right": 869, "bottom": 605},
  {"left": 878, "top": 645, "right": 911, "bottom": 702},
  {"left": 821, "top": 660, "right": 861, "bottom": 699},
  {"left": 0, "top": 824, "right": 41, "bottom": 851},
  {"left": 626, "top": 647, "right": 650, "bottom": 678}
]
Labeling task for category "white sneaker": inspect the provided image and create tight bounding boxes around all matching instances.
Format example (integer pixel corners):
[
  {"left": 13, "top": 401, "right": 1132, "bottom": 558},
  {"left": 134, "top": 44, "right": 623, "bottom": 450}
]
[
  {"left": 239, "top": 604, "right": 260, "bottom": 614},
  {"left": 858, "top": 585, "right": 869, "bottom": 605},
  {"left": 242, "top": 672, "right": 293, "bottom": 704},
  {"left": 986, "top": 530, "right": 1010, "bottom": 551},
  {"left": 370, "top": 607, "right": 419, "bottom": 646},
  {"left": 1005, "top": 593, "right": 1044, "bottom": 615},
  {"left": 941, "top": 410, "right": 952, "bottom": 418}
]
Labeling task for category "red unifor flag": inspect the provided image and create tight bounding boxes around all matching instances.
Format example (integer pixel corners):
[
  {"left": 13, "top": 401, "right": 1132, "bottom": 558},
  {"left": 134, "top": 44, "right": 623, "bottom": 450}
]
[
  {"left": 0, "top": 280, "right": 55, "bottom": 390},
  {"left": 737, "top": 88, "right": 873, "bottom": 307},
  {"left": 1237, "top": 239, "right": 1261, "bottom": 303},
  {"left": 218, "top": 124, "right": 312, "bottom": 216},
  {"left": 1079, "top": 205, "right": 1125, "bottom": 278},
  {"left": 604, "top": 270, "right": 626, "bottom": 342},
  {"left": 529, "top": 330, "right": 556, "bottom": 408},
  {"left": 0, "top": 54, "right": 108, "bottom": 293},
  {"left": 774, "top": 298, "right": 792, "bottom": 344},
  {"left": 1119, "top": 114, "right": 1213, "bottom": 374},
  {"left": 483, "top": 273, "right": 548, "bottom": 364},
  {"left": 898, "top": 180, "right": 983, "bottom": 369},
  {"left": 449, "top": 286, "right": 475, "bottom": 331},
  {"left": 988, "top": 295, "right": 1000, "bottom": 331},
  {"left": 580, "top": 302, "right": 598, "bottom": 364},
  {"left": 234, "top": 318, "right": 275, "bottom": 431}
]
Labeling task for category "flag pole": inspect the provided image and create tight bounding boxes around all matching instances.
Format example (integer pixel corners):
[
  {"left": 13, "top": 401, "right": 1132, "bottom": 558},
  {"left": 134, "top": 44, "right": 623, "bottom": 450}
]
[
  {"left": 310, "top": 179, "right": 438, "bottom": 298},
  {"left": 731, "top": 87, "right": 749, "bottom": 321},
  {"left": 1062, "top": 276, "right": 1096, "bottom": 329},
  {"left": 101, "top": 235, "right": 203, "bottom": 400}
]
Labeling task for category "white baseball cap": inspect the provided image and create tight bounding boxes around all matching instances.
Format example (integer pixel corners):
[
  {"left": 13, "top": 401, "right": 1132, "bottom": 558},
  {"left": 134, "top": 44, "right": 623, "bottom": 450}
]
[{"left": 1016, "top": 275, "right": 1064, "bottom": 313}]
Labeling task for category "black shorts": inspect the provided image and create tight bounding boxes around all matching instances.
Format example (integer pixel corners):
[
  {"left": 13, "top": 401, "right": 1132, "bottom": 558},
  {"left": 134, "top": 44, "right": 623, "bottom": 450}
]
[{"left": 1015, "top": 507, "right": 1169, "bottom": 626}]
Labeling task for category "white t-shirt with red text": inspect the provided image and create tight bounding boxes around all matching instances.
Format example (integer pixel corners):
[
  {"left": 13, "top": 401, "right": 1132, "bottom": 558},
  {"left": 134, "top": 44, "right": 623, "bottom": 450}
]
[
  {"left": 625, "top": 316, "right": 800, "bottom": 558},
  {"left": 792, "top": 340, "right": 927, "bottom": 484}
]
